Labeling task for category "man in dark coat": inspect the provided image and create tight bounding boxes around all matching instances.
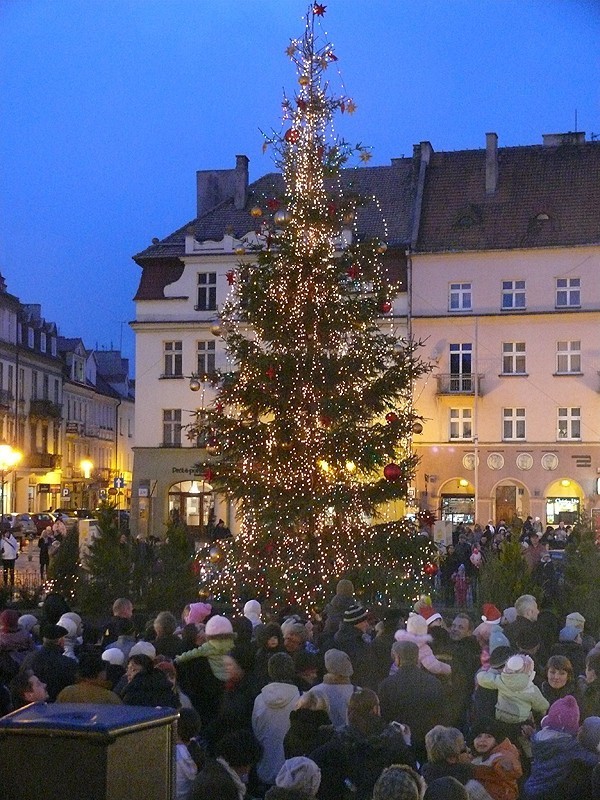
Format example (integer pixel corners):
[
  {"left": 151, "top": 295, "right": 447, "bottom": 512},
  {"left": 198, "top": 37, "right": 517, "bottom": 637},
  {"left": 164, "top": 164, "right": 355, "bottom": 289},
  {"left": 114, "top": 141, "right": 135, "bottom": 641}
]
[
  {"left": 20, "top": 623, "right": 77, "bottom": 701},
  {"left": 332, "top": 603, "right": 373, "bottom": 688},
  {"left": 378, "top": 639, "right": 446, "bottom": 763},
  {"left": 190, "top": 729, "right": 261, "bottom": 800},
  {"left": 503, "top": 593, "right": 540, "bottom": 648}
]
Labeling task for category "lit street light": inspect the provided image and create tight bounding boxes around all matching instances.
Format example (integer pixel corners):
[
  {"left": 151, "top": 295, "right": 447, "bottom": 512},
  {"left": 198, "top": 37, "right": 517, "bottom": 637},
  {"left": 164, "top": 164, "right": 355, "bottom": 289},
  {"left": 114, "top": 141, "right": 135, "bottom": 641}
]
[{"left": 0, "top": 444, "right": 22, "bottom": 527}]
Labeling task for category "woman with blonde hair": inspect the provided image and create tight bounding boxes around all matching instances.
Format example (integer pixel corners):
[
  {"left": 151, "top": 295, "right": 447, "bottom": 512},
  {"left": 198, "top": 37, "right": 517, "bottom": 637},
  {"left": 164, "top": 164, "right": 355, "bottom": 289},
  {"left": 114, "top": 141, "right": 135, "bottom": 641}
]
[{"left": 284, "top": 687, "right": 333, "bottom": 757}]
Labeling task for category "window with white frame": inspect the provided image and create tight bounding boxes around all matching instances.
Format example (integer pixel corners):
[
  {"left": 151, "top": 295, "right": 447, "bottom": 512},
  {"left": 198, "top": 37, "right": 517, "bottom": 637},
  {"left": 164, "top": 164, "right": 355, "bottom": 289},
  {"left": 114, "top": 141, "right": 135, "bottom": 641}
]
[
  {"left": 196, "top": 272, "right": 217, "bottom": 311},
  {"left": 557, "top": 407, "right": 581, "bottom": 440},
  {"left": 556, "top": 278, "right": 580, "bottom": 308},
  {"left": 503, "top": 407, "right": 526, "bottom": 440},
  {"left": 31, "top": 370, "right": 38, "bottom": 400},
  {"left": 163, "top": 341, "right": 183, "bottom": 377},
  {"left": 40, "top": 332, "right": 46, "bottom": 353},
  {"left": 502, "top": 342, "right": 526, "bottom": 374},
  {"left": 449, "top": 282, "right": 472, "bottom": 311},
  {"left": 449, "top": 408, "right": 472, "bottom": 440},
  {"left": 501, "top": 280, "right": 526, "bottom": 310},
  {"left": 197, "top": 340, "right": 216, "bottom": 376},
  {"left": 50, "top": 337, "right": 57, "bottom": 356},
  {"left": 28, "top": 327, "right": 34, "bottom": 347},
  {"left": 162, "top": 409, "right": 182, "bottom": 447},
  {"left": 556, "top": 340, "right": 581, "bottom": 374}
]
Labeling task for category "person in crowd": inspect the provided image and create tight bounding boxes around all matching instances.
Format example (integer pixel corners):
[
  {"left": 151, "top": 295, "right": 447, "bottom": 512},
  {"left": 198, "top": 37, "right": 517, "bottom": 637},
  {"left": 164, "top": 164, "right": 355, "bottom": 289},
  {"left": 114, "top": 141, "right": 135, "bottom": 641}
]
[
  {"left": 577, "top": 649, "right": 600, "bottom": 720},
  {"left": 424, "top": 776, "right": 469, "bottom": 800},
  {"left": 469, "top": 717, "right": 522, "bottom": 800},
  {"left": 153, "top": 610, "right": 185, "bottom": 658},
  {"left": 332, "top": 603, "right": 373, "bottom": 687},
  {"left": 100, "top": 597, "right": 134, "bottom": 647},
  {"left": 119, "top": 653, "right": 178, "bottom": 707},
  {"left": 284, "top": 687, "right": 333, "bottom": 758},
  {"left": 154, "top": 658, "right": 193, "bottom": 709},
  {"left": 175, "top": 614, "right": 236, "bottom": 725},
  {"left": 282, "top": 621, "right": 317, "bottom": 658},
  {"left": 368, "top": 608, "right": 405, "bottom": 688},
  {"left": 1, "top": 528, "right": 19, "bottom": 585},
  {"left": 265, "top": 756, "right": 322, "bottom": 800},
  {"left": 56, "top": 652, "right": 122, "bottom": 704},
  {"left": 371, "top": 764, "right": 426, "bottom": 800},
  {"left": 175, "top": 707, "right": 203, "bottom": 800},
  {"left": 204, "top": 645, "right": 258, "bottom": 751},
  {"left": 311, "top": 687, "right": 417, "bottom": 800},
  {"left": 17, "top": 614, "right": 40, "bottom": 644},
  {"left": 379, "top": 639, "right": 446, "bottom": 763},
  {"left": 8, "top": 668, "right": 49, "bottom": 709},
  {"left": 503, "top": 595, "right": 540, "bottom": 649},
  {"left": 523, "top": 695, "right": 600, "bottom": 800},
  {"left": 243, "top": 599, "right": 263, "bottom": 636},
  {"left": 183, "top": 601, "right": 213, "bottom": 629},
  {"left": 55, "top": 615, "right": 79, "bottom": 662},
  {"left": 312, "top": 647, "right": 356, "bottom": 727},
  {"left": 394, "top": 611, "right": 452, "bottom": 679},
  {"left": 101, "top": 647, "right": 126, "bottom": 689},
  {"left": 38, "top": 526, "right": 53, "bottom": 580},
  {"left": 540, "top": 655, "right": 576, "bottom": 704},
  {"left": 252, "top": 651, "right": 300, "bottom": 791},
  {"left": 20, "top": 622, "right": 77, "bottom": 701},
  {"left": 320, "top": 578, "right": 356, "bottom": 645},
  {"left": 449, "top": 612, "right": 483, "bottom": 727},
  {"left": 550, "top": 626, "right": 586, "bottom": 679},
  {"left": 564, "top": 611, "right": 596, "bottom": 655},
  {"left": 0, "top": 608, "right": 35, "bottom": 684},
  {"left": 189, "top": 728, "right": 262, "bottom": 800},
  {"left": 420, "top": 725, "right": 494, "bottom": 800},
  {"left": 523, "top": 533, "right": 547, "bottom": 573},
  {"left": 255, "top": 622, "right": 286, "bottom": 689}
]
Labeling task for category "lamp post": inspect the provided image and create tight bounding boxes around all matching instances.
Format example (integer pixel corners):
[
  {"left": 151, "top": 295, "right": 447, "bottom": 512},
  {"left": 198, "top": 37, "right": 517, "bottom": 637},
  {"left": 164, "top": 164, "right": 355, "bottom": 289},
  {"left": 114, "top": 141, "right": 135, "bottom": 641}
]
[{"left": 0, "top": 444, "right": 22, "bottom": 527}]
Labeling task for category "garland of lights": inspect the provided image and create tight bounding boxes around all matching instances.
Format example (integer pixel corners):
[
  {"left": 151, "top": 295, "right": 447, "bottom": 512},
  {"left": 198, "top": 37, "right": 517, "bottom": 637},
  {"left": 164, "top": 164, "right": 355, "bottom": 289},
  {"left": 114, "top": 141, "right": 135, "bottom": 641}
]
[{"left": 189, "top": 4, "right": 431, "bottom": 608}]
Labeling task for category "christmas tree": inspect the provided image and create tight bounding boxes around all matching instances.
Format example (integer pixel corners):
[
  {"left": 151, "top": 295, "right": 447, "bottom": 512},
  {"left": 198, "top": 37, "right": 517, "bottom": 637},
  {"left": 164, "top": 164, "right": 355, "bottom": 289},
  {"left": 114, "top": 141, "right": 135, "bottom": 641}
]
[{"left": 191, "top": 4, "right": 430, "bottom": 608}]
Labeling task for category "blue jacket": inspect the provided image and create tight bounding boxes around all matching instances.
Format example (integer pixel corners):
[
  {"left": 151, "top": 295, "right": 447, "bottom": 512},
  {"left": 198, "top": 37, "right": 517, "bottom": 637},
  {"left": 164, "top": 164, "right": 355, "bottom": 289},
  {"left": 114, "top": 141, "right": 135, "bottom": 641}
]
[{"left": 523, "top": 728, "right": 599, "bottom": 799}]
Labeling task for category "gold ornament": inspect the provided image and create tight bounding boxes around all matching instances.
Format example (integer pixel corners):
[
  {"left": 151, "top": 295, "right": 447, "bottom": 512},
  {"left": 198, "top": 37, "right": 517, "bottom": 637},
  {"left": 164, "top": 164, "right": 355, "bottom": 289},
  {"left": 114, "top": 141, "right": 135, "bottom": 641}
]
[
  {"left": 346, "top": 99, "right": 357, "bottom": 114},
  {"left": 250, "top": 206, "right": 263, "bottom": 218},
  {"left": 234, "top": 246, "right": 246, "bottom": 255},
  {"left": 298, "top": 75, "right": 310, "bottom": 86},
  {"left": 377, "top": 241, "right": 388, "bottom": 254},
  {"left": 210, "top": 325, "right": 222, "bottom": 337},
  {"left": 209, "top": 545, "right": 223, "bottom": 563}
]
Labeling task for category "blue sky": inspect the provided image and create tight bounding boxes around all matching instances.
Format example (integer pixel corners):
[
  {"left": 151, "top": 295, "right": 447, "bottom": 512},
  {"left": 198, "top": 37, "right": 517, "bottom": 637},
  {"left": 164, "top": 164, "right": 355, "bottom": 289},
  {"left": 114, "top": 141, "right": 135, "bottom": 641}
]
[{"left": 1, "top": 0, "right": 599, "bottom": 370}]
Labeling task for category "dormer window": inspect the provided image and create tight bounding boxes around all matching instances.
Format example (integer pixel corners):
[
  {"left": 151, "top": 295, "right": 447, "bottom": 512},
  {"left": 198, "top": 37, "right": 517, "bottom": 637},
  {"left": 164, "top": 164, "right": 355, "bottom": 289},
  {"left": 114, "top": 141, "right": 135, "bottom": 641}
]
[
  {"left": 50, "top": 337, "right": 57, "bottom": 357},
  {"left": 28, "top": 327, "right": 34, "bottom": 348},
  {"left": 40, "top": 332, "right": 47, "bottom": 353}
]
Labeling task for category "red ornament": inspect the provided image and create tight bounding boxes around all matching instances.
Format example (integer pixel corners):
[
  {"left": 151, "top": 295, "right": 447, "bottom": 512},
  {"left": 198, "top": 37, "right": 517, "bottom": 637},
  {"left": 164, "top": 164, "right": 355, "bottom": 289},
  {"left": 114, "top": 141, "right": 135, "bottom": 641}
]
[
  {"left": 319, "top": 414, "right": 332, "bottom": 428},
  {"left": 327, "top": 202, "right": 337, "bottom": 218},
  {"left": 266, "top": 365, "right": 277, "bottom": 380},
  {"left": 385, "top": 412, "right": 399, "bottom": 424},
  {"left": 267, "top": 198, "right": 280, "bottom": 211},
  {"left": 326, "top": 51, "right": 338, "bottom": 62},
  {"left": 214, "top": 401, "right": 224, "bottom": 414},
  {"left": 424, "top": 562, "right": 439, "bottom": 577},
  {"left": 284, "top": 128, "right": 300, "bottom": 144},
  {"left": 380, "top": 300, "right": 393, "bottom": 313},
  {"left": 347, "top": 264, "right": 360, "bottom": 280},
  {"left": 383, "top": 463, "right": 402, "bottom": 482},
  {"left": 297, "top": 98, "right": 307, "bottom": 111},
  {"left": 226, "top": 269, "right": 235, "bottom": 285},
  {"left": 203, "top": 468, "right": 215, "bottom": 482},
  {"left": 313, "top": 3, "right": 326, "bottom": 16}
]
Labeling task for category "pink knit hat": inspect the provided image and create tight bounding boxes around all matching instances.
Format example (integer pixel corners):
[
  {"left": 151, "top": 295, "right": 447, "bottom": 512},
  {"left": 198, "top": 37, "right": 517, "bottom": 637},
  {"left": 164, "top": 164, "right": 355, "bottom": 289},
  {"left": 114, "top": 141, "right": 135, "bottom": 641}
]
[
  {"left": 542, "top": 695, "right": 580, "bottom": 736},
  {"left": 187, "top": 602, "right": 212, "bottom": 625}
]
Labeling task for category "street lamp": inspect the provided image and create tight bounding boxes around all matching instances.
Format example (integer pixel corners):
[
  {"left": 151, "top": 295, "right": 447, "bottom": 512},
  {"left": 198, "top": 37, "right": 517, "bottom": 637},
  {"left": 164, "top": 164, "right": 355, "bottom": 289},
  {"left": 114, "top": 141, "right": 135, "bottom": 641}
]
[
  {"left": 0, "top": 444, "right": 22, "bottom": 526},
  {"left": 80, "top": 457, "right": 93, "bottom": 509}
]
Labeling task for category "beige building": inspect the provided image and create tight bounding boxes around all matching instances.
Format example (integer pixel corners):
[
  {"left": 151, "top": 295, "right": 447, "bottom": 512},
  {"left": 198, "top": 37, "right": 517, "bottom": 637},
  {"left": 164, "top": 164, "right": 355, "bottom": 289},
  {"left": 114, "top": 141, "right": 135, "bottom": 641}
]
[{"left": 411, "top": 132, "right": 600, "bottom": 531}]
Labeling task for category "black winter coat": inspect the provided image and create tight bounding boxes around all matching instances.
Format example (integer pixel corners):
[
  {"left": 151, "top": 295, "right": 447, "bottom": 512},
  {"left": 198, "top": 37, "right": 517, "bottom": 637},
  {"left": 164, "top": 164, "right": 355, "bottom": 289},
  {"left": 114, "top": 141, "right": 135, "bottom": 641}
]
[
  {"left": 283, "top": 707, "right": 333, "bottom": 758},
  {"left": 120, "top": 669, "right": 178, "bottom": 707}
]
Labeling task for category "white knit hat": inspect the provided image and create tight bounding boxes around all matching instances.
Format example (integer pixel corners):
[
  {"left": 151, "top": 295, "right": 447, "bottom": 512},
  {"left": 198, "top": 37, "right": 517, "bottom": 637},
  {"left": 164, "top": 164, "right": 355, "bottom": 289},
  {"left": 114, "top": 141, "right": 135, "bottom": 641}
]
[
  {"left": 129, "top": 641, "right": 156, "bottom": 659},
  {"left": 276, "top": 757, "right": 321, "bottom": 795},
  {"left": 102, "top": 648, "right": 125, "bottom": 666}
]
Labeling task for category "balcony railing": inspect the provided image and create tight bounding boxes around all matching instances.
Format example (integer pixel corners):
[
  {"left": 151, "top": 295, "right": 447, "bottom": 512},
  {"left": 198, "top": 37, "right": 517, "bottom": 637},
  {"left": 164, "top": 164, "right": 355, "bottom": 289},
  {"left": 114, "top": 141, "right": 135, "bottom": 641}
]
[
  {"left": 25, "top": 453, "right": 61, "bottom": 470},
  {"left": 29, "top": 399, "right": 62, "bottom": 419},
  {"left": 436, "top": 373, "right": 484, "bottom": 395}
]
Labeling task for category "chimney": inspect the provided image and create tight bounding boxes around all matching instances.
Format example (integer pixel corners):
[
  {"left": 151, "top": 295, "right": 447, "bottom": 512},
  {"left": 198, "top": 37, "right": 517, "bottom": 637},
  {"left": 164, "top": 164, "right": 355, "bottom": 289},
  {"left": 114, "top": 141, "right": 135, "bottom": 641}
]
[
  {"left": 196, "top": 155, "right": 249, "bottom": 217},
  {"left": 485, "top": 132, "right": 498, "bottom": 195}
]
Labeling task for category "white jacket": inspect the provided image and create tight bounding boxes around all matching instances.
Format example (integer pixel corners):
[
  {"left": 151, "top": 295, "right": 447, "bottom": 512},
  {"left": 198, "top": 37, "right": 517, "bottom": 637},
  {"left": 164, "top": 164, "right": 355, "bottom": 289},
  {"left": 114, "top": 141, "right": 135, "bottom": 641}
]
[{"left": 252, "top": 681, "right": 300, "bottom": 784}]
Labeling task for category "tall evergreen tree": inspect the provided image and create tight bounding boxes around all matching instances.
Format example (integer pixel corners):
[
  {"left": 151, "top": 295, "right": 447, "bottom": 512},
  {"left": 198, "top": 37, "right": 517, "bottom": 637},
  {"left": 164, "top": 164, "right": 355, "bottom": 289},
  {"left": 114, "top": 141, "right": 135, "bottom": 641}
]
[{"left": 191, "top": 5, "right": 429, "bottom": 607}]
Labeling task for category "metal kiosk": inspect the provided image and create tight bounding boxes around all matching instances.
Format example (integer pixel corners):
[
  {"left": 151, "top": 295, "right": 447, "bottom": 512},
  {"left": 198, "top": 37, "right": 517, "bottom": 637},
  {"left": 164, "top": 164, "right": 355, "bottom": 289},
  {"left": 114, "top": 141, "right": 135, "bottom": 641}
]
[{"left": 0, "top": 702, "right": 178, "bottom": 800}]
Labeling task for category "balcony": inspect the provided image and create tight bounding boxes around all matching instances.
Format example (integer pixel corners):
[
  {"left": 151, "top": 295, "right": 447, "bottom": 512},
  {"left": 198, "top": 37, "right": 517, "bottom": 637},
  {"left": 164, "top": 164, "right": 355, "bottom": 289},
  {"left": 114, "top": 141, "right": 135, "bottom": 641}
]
[
  {"left": 29, "top": 399, "right": 62, "bottom": 419},
  {"left": 436, "top": 373, "right": 484, "bottom": 396},
  {"left": 25, "top": 452, "right": 61, "bottom": 470}
]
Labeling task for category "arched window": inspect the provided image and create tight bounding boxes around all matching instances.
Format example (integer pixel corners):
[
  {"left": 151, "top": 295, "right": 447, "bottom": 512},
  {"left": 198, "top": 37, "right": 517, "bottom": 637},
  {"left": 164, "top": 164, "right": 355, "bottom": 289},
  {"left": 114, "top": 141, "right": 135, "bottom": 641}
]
[{"left": 168, "top": 479, "right": 214, "bottom": 540}]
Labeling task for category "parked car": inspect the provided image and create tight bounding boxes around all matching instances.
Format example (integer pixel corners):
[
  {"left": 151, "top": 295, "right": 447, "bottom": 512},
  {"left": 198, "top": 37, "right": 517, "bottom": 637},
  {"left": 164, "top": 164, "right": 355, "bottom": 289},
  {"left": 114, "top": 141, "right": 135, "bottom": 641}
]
[
  {"left": 30, "top": 512, "right": 56, "bottom": 535},
  {"left": 1, "top": 513, "right": 36, "bottom": 543}
]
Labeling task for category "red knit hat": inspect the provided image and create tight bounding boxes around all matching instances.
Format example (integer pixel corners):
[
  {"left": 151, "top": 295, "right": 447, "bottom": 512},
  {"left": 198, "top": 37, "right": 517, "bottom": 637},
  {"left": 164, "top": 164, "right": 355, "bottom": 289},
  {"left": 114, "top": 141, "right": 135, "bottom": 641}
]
[
  {"left": 420, "top": 606, "right": 442, "bottom": 626},
  {"left": 481, "top": 604, "right": 502, "bottom": 624}
]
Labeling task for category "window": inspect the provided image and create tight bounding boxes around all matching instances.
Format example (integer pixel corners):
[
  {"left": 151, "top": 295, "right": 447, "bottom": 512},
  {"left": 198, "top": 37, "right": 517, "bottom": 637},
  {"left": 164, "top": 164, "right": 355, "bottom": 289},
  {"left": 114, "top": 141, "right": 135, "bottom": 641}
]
[
  {"left": 556, "top": 341, "right": 581, "bottom": 374},
  {"left": 449, "top": 343, "right": 473, "bottom": 391},
  {"left": 28, "top": 327, "right": 34, "bottom": 347},
  {"left": 163, "top": 341, "right": 183, "bottom": 377},
  {"left": 502, "top": 280, "right": 526, "bottom": 310},
  {"left": 40, "top": 332, "right": 46, "bottom": 353},
  {"left": 449, "top": 282, "right": 472, "bottom": 311},
  {"left": 556, "top": 278, "right": 580, "bottom": 308},
  {"left": 54, "top": 378, "right": 60, "bottom": 405},
  {"left": 196, "top": 272, "right": 217, "bottom": 311},
  {"left": 449, "top": 408, "right": 472, "bottom": 440},
  {"left": 503, "top": 408, "right": 526, "bottom": 440},
  {"left": 43, "top": 374, "right": 49, "bottom": 401},
  {"left": 50, "top": 337, "right": 57, "bottom": 357},
  {"left": 502, "top": 342, "right": 526, "bottom": 374},
  {"left": 31, "top": 370, "right": 38, "bottom": 400},
  {"left": 557, "top": 407, "right": 581, "bottom": 440},
  {"left": 197, "top": 340, "right": 216, "bottom": 376},
  {"left": 163, "top": 409, "right": 182, "bottom": 447}
]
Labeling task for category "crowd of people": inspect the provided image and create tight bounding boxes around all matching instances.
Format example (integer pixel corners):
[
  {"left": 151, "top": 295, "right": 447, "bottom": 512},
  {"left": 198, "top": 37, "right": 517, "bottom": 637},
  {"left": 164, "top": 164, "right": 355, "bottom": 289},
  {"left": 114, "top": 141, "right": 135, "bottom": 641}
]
[{"left": 1, "top": 569, "right": 600, "bottom": 799}]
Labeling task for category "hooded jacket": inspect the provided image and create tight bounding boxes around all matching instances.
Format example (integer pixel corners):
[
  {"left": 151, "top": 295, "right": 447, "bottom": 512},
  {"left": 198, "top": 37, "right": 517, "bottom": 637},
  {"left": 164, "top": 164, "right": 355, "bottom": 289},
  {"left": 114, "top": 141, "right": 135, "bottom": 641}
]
[
  {"left": 476, "top": 668, "right": 549, "bottom": 723},
  {"left": 252, "top": 681, "right": 300, "bottom": 785},
  {"left": 471, "top": 737, "right": 522, "bottom": 800},
  {"left": 523, "top": 728, "right": 600, "bottom": 799}
]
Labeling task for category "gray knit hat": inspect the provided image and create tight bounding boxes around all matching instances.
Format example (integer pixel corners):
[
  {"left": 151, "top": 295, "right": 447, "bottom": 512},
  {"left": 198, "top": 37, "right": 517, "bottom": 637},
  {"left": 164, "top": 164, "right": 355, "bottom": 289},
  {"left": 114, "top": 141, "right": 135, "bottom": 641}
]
[
  {"left": 324, "top": 648, "right": 353, "bottom": 678},
  {"left": 275, "top": 757, "right": 321, "bottom": 795},
  {"left": 268, "top": 652, "right": 297, "bottom": 683},
  {"left": 373, "top": 765, "right": 425, "bottom": 800}
]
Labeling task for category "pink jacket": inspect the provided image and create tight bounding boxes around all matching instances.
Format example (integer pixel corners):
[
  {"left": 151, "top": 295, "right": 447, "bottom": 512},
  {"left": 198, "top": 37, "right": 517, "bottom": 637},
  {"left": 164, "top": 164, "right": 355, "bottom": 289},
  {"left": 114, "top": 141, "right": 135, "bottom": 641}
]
[{"left": 394, "top": 629, "right": 451, "bottom": 676}]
